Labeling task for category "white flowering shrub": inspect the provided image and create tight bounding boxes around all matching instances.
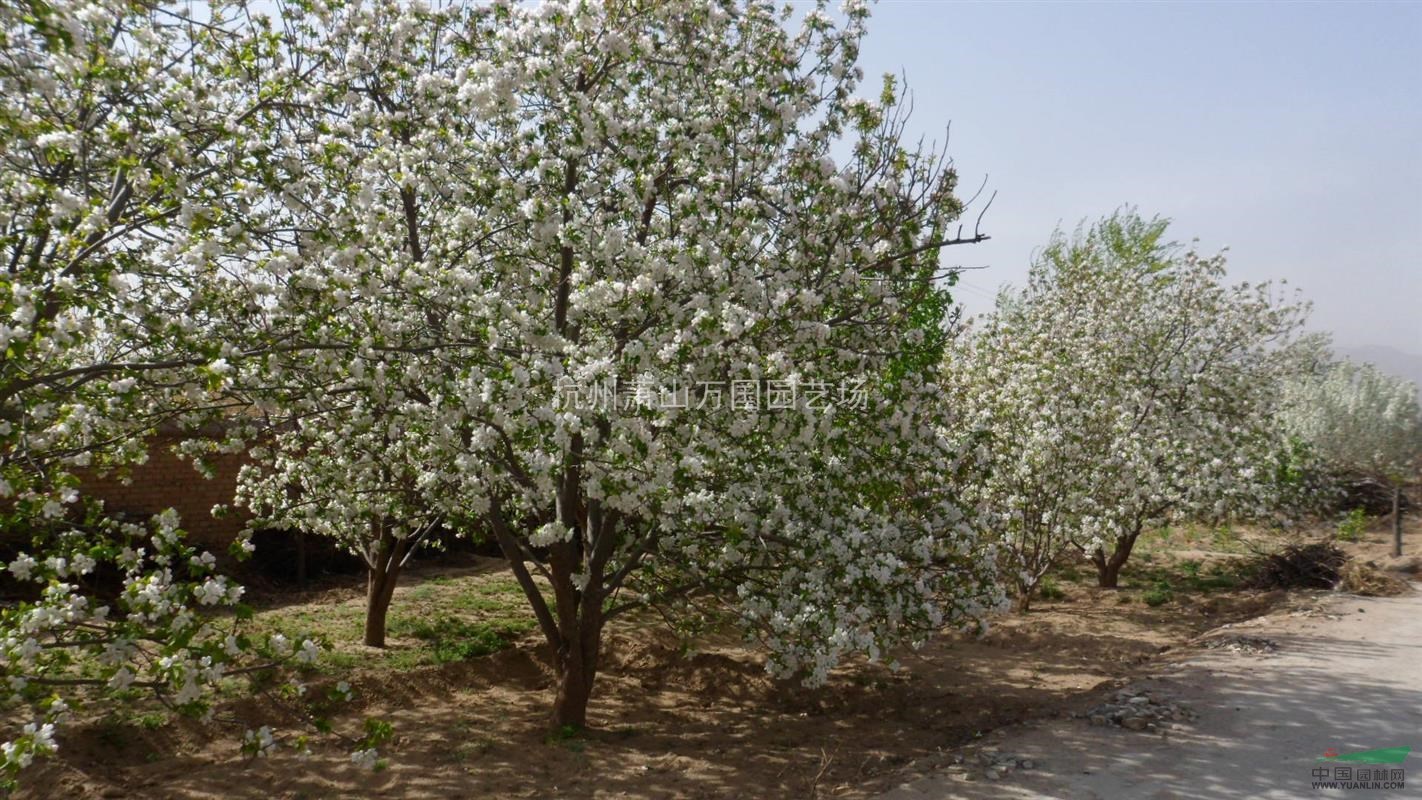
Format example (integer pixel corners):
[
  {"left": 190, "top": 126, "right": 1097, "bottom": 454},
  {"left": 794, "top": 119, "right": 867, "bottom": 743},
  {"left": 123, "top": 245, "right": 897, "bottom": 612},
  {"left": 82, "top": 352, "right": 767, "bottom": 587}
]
[
  {"left": 944, "top": 212, "right": 1309, "bottom": 598},
  {"left": 201, "top": 0, "right": 1001, "bottom": 728},
  {"left": 1, "top": 508, "right": 306, "bottom": 781}
]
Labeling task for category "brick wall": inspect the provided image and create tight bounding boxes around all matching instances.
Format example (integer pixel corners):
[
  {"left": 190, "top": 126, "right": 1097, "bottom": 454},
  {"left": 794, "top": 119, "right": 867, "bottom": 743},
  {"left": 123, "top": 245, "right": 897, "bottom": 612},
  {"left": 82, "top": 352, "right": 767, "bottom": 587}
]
[{"left": 74, "top": 434, "right": 253, "bottom": 550}]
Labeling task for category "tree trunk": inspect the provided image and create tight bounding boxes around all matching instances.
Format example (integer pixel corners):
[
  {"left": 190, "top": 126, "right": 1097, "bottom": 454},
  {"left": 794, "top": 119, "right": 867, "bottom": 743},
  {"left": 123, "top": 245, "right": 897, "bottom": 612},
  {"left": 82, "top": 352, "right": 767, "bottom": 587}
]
[
  {"left": 296, "top": 531, "right": 307, "bottom": 588},
  {"left": 1092, "top": 527, "right": 1142, "bottom": 589},
  {"left": 363, "top": 526, "right": 403, "bottom": 648},
  {"left": 1393, "top": 484, "right": 1404, "bottom": 558},
  {"left": 550, "top": 629, "right": 600, "bottom": 730},
  {"left": 1014, "top": 593, "right": 1033, "bottom": 613},
  {"left": 486, "top": 477, "right": 628, "bottom": 733},
  {"left": 1013, "top": 573, "right": 1037, "bottom": 613},
  {"left": 363, "top": 563, "right": 400, "bottom": 647},
  {"left": 546, "top": 536, "right": 605, "bottom": 731}
]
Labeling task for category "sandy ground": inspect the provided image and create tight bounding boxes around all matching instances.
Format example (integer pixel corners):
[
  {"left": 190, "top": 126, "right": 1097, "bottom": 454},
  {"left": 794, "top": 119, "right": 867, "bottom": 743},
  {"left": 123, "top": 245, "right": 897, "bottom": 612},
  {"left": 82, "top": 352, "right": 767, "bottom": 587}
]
[
  {"left": 877, "top": 585, "right": 1422, "bottom": 800},
  {"left": 17, "top": 520, "right": 1417, "bottom": 799},
  {"left": 17, "top": 572, "right": 1276, "bottom": 799}
]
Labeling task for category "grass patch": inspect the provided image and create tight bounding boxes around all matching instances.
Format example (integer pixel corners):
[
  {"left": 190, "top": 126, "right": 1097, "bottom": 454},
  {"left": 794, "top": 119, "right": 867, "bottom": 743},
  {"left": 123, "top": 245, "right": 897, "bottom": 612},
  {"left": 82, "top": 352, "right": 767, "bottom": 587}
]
[
  {"left": 1037, "top": 576, "right": 1066, "bottom": 601},
  {"left": 1047, "top": 526, "right": 1253, "bottom": 606},
  {"left": 249, "top": 570, "right": 538, "bottom": 674},
  {"left": 1134, "top": 524, "right": 1251, "bottom": 556},
  {"left": 1124, "top": 559, "right": 1245, "bottom": 596},
  {"left": 1110, "top": 540, "right": 1251, "bottom": 606},
  {"left": 1142, "top": 581, "right": 1173, "bottom": 607},
  {"left": 545, "top": 724, "right": 587, "bottom": 752},
  {"left": 1210, "top": 526, "right": 1248, "bottom": 553},
  {"left": 389, "top": 615, "right": 534, "bottom": 664}
]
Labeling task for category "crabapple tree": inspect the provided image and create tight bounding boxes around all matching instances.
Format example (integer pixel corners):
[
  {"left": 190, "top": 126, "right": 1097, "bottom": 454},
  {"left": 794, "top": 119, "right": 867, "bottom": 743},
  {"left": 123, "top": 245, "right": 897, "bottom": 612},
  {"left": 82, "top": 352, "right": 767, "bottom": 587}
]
[
  {"left": 1281, "top": 360, "right": 1422, "bottom": 555},
  {"left": 236, "top": 403, "right": 450, "bottom": 648},
  {"left": 208, "top": 0, "right": 496, "bottom": 650},
  {"left": 945, "top": 211, "right": 1309, "bottom": 597},
  {"left": 437, "top": 0, "right": 1005, "bottom": 729},
  {"left": 214, "top": 0, "right": 1002, "bottom": 729},
  {"left": 0, "top": 0, "right": 370, "bottom": 786}
]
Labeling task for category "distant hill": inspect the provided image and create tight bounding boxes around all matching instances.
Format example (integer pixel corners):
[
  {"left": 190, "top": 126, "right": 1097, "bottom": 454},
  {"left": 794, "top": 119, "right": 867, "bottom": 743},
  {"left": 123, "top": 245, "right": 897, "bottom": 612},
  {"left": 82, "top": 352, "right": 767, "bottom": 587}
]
[{"left": 1336, "top": 344, "right": 1422, "bottom": 390}]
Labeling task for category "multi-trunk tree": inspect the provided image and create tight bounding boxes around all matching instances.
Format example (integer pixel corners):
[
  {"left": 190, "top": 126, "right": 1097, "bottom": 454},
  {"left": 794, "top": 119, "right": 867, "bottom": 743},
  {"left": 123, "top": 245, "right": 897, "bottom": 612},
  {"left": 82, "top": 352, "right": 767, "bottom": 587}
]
[
  {"left": 218, "top": 0, "right": 1002, "bottom": 729},
  {"left": 452, "top": 0, "right": 1004, "bottom": 728},
  {"left": 945, "top": 211, "right": 1309, "bottom": 600}
]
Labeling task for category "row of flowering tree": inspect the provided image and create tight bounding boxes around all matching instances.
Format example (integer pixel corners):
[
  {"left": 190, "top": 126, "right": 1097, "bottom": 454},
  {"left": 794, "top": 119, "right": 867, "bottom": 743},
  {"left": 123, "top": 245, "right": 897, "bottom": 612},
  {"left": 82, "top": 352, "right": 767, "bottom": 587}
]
[
  {"left": 943, "top": 211, "right": 1313, "bottom": 606},
  {"left": 10, "top": 0, "right": 1383, "bottom": 788},
  {"left": 0, "top": 0, "right": 1002, "bottom": 776}
]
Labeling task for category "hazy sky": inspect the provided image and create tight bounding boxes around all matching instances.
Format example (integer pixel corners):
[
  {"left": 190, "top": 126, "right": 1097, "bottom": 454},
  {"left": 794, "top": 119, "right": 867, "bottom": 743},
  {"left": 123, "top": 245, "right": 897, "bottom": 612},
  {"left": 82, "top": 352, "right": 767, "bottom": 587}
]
[{"left": 850, "top": 0, "right": 1421, "bottom": 351}]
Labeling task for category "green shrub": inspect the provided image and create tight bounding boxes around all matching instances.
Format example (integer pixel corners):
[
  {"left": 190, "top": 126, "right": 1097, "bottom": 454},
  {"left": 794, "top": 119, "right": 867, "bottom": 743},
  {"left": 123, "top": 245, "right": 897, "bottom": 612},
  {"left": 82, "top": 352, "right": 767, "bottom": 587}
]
[
  {"left": 1336, "top": 508, "right": 1369, "bottom": 542},
  {"left": 1143, "top": 581, "right": 1173, "bottom": 607},
  {"left": 1211, "top": 525, "right": 1241, "bottom": 551},
  {"left": 1037, "top": 577, "right": 1066, "bottom": 601}
]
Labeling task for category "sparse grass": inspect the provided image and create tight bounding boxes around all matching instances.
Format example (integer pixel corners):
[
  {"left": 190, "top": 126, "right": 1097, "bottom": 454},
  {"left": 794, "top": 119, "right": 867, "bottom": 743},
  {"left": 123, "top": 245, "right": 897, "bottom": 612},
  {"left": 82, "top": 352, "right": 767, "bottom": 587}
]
[
  {"left": 1124, "top": 558, "right": 1245, "bottom": 596},
  {"left": 91, "top": 706, "right": 172, "bottom": 748},
  {"left": 390, "top": 615, "right": 534, "bottom": 663},
  {"left": 447, "top": 736, "right": 497, "bottom": 763},
  {"left": 1134, "top": 524, "right": 1251, "bottom": 556},
  {"left": 545, "top": 724, "right": 587, "bottom": 752},
  {"left": 1210, "top": 525, "right": 1248, "bottom": 553},
  {"left": 136, "top": 711, "right": 168, "bottom": 730},
  {"left": 405, "top": 584, "right": 441, "bottom": 603},
  {"left": 249, "top": 568, "right": 538, "bottom": 675},
  {"left": 445, "top": 720, "right": 498, "bottom": 763},
  {"left": 1037, "top": 576, "right": 1066, "bottom": 601},
  {"left": 96, "top": 720, "right": 129, "bottom": 751},
  {"left": 1048, "top": 525, "right": 1253, "bottom": 605}
]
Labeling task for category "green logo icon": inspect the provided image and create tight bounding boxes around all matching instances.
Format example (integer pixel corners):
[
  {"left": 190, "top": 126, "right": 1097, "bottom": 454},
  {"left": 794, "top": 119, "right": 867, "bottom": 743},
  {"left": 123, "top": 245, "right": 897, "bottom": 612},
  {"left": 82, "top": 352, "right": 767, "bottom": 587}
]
[{"left": 1318, "top": 747, "right": 1411, "bottom": 764}]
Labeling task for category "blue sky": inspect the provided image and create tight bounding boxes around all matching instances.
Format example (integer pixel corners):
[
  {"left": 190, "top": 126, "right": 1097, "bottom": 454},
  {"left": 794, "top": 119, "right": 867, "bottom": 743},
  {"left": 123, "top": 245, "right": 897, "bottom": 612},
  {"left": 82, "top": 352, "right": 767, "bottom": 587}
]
[{"left": 851, "top": 0, "right": 1421, "bottom": 350}]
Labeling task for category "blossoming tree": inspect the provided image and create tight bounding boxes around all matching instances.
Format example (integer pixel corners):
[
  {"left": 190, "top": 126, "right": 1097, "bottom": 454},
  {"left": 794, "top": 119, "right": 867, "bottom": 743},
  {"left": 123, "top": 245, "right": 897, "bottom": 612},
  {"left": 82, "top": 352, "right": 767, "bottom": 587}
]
[
  {"left": 0, "top": 0, "right": 372, "bottom": 785},
  {"left": 219, "top": 0, "right": 1001, "bottom": 728},
  {"left": 208, "top": 0, "right": 495, "bottom": 649},
  {"left": 945, "top": 212, "right": 1309, "bottom": 598},
  {"left": 237, "top": 401, "right": 450, "bottom": 648},
  {"left": 1282, "top": 361, "right": 1422, "bottom": 555}
]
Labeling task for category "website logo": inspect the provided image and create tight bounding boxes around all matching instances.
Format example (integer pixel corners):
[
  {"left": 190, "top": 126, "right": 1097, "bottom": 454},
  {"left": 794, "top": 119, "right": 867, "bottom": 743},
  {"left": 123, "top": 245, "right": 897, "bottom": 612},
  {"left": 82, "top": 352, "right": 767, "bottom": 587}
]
[{"left": 1310, "top": 747, "right": 1409, "bottom": 791}]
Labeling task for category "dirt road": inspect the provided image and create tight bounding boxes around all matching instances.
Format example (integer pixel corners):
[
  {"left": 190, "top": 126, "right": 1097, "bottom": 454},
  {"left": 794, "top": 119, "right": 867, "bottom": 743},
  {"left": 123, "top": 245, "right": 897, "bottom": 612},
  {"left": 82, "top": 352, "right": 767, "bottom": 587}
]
[{"left": 879, "top": 588, "right": 1422, "bottom": 799}]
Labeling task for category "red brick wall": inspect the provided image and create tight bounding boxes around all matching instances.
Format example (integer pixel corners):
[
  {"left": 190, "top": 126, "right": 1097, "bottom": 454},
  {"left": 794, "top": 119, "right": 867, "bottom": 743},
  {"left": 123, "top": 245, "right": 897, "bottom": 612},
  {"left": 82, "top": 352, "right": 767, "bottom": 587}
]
[{"left": 74, "top": 435, "right": 253, "bottom": 550}]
